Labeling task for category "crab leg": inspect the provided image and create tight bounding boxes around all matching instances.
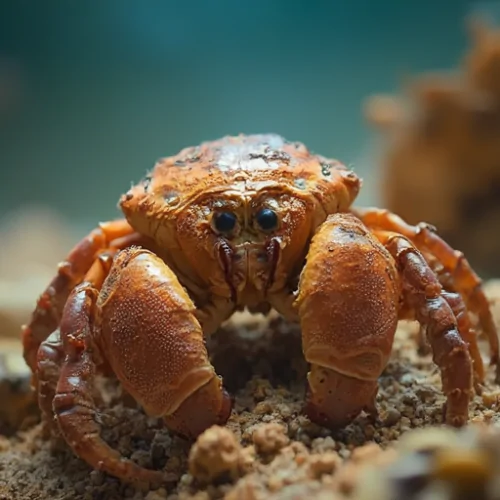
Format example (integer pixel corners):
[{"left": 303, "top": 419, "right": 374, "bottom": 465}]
[
  {"left": 442, "top": 290, "right": 484, "bottom": 390},
  {"left": 36, "top": 251, "right": 119, "bottom": 435},
  {"left": 401, "top": 290, "right": 484, "bottom": 389},
  {"left": 52, "top": 247, "right": 231, "bottom": 485},
  {"left": 22, "top": 219, "right": 141, "bottom": 375},
  {"left": 352, "top": 207, "right": 499, "bottom": 368},
  {"left": 50, "top": 252, "right": 169, "bottom": 485},
  {"left": 36, "top": 328, "right": 65, "bottom": 434},
  {"left": 377, "top": 230, "right": 474, "bottom": 425}
]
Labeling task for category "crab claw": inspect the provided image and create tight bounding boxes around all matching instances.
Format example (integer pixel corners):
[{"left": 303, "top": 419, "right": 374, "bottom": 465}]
[
  {"left": 305, "top": 365, "right": 378, "bottom": 428},
  {"left": 164, "top": 377, "right": 233, "bottom": 439},
  {"left": 295, "top": 213, "right": 399, "bottom": 427},
  {"left": 97, "top": 248, "right": 233, "bottom": 437},
  {"left": 44, "top": 246, "right": 233, "bottom": 487}
]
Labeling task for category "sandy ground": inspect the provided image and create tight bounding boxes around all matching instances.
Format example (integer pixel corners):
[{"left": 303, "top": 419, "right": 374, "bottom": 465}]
[{"left": 2, "top": 283, "right": 500, "bottom": 500}]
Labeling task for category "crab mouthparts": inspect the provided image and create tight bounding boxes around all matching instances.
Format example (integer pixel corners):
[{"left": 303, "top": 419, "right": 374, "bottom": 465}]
[{"left": 215, "top": 238, "right": 281, "bottom": 301}]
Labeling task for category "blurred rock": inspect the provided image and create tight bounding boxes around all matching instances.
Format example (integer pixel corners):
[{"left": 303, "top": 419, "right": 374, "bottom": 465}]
[
  {"left": 366, "top": 17, "right": 500, "bottom": 278},
  {"left": 0, "top": 338, "right": 38, "bottom": 435},
  {"left": 0, "top": 205, "right": 76, "bottom": 338},
  {"left": 355, "top": 425, "right": 500, "bottom": 500}
]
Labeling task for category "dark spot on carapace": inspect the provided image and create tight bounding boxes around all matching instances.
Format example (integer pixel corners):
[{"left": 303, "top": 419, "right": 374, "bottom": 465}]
[
  {"left": 249, "top": 149, "right": 291, "bottom": 164},
  {"left": 142, "top": 173, "right": 153, "bottom": 192},
  {"left": 163, "top": 189, "right": 180, "bottom": 206},
  {"left": 337, "top": 226, "right": 361, "bottom": 240},
  {"left": 186, "top": 148, "right": 202, "bottom": 163},
  {"left": 321, "top": 162, "right": 332, "bottom": 177},
  {"left": 294, "top": 178, "right": 306, "bottom": 190},
  {"left": 175, "top": 147, "right": 203, "bottom": 166},
  {"left": 290, "top": 141, "right": 304, "bottom": 150}
]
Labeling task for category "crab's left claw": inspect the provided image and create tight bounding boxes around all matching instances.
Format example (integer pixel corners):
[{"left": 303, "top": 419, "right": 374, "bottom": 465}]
[{"left": 295, "top": 213, "right": 400, "bottom": 427}]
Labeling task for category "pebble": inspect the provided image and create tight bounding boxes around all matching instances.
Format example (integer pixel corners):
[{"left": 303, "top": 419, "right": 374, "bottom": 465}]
[
  {"left": 381, "top": 408, "right": 401, "bottom": 426},
  {"left": 145, "top": 488, "right": 168, "bottom": 500}
]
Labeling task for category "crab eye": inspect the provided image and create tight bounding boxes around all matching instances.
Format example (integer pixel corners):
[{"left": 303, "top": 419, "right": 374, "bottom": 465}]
[
  {"left": 213, "top": 211, "right": 237, "bottom": 233},
  {"left": 256, "top": 208, "right": 278, "bottom": 231}
]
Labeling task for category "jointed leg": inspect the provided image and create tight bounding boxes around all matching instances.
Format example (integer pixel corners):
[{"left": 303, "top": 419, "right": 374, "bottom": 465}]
[
  {"left": 410, "top": 290, "right": 485, "bottom": 390},
  {"left": 378, "top": 230, "right": 474, "bottom": 425},
  {"left": 352, "top": 207, "right": 499, "bottom": 368},
  {"left": 37, "top": 329, "right": 65, "bottom": 436},
  {"left": 35, "top": 252, "right": 118, "bottom": 432},
  {"left": 442, "top": 290, "right": 484, "bottom": 391},
  {"left": 51, "top": 251, "right": 168, "bottom": 486},
  {"left": 22, "top": 219, "right": 141, "bottom": 375},
  {"left": 52, "top": 248, "right": 232, "bottom": 485}
]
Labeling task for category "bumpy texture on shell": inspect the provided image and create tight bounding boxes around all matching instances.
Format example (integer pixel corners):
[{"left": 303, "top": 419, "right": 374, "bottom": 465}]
[{"left": 121, "top": 134, "right": 360, "bottom": 218}]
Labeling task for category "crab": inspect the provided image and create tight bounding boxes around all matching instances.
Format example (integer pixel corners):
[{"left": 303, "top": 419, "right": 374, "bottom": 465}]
[{"left": 22, "top": 134, "right": 499, "bottom": 485}]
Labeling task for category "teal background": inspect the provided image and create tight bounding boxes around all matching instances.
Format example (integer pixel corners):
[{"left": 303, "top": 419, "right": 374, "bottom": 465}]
[{"left": 0, "top": 1, "right": 489, "bottom": 230}]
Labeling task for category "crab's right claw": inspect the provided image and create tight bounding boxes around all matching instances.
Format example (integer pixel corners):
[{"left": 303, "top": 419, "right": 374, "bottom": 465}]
[{"left": 97, "top": 248, "right": 233, "bottom": 438}]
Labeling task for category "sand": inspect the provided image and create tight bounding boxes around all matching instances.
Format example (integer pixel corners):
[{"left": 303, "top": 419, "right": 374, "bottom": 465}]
[{"left": 2, "top": 282, "right": 500, "bottom": 500}]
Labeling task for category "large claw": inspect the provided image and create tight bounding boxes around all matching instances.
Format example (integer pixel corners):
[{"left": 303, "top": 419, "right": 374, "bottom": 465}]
[
  {"left": 295, "top": 213, "right": 400, "bottom": 427},
  {"left": 97, "top": 248, "right": 232, "bottom": 437},
  {"left": 305, "top": 364, "right": 379, "bottom": 428},
  {"left": 48, "top": 247, "right": 231, "bottom": 485}
]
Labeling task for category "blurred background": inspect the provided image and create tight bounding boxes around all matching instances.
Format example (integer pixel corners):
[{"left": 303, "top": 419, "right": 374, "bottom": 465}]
[
  {"left": 0, "top": 1, "right": 490, "bottom": 224},
  {"left": 0, "top": 0, "right": 499, "bottom": 336}
]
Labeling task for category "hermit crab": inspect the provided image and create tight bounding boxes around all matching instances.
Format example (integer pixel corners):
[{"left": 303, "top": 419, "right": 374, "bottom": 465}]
[{"left": 22, "top": 134, "right": 499, "bottom": 484}]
